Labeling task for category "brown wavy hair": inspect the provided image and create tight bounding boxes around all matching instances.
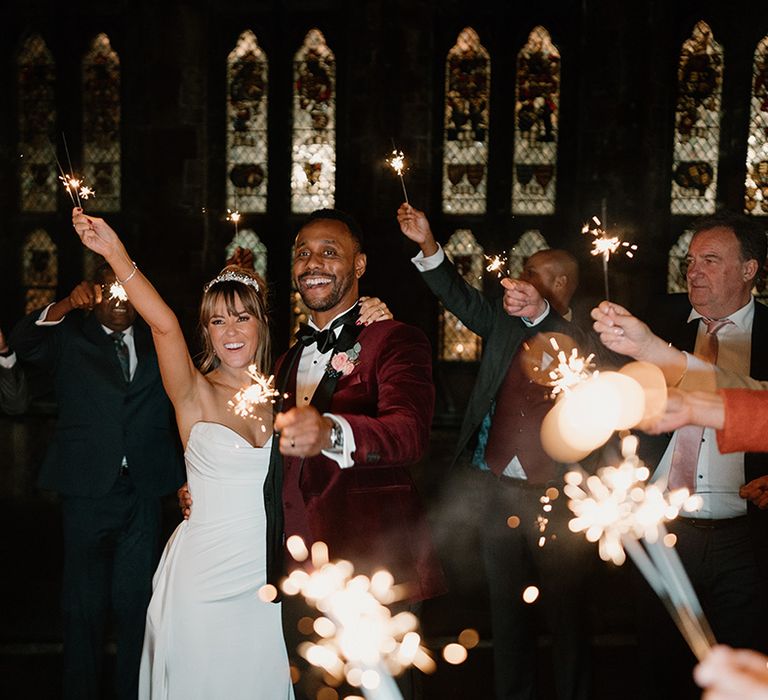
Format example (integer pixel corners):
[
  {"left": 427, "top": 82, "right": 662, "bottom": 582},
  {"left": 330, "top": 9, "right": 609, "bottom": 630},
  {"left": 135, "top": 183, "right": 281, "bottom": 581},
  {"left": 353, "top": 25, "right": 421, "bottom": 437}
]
[{"left": 198, "top": 266, "right": 270, "bottom": 374}]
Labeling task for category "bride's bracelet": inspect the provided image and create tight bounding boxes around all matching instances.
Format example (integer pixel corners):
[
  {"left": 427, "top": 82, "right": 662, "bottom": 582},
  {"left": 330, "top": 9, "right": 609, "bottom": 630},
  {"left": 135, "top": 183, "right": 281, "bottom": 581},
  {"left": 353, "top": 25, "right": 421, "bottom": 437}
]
[{"left": 117, "top": 261, "right": 138, "bottom": 285}]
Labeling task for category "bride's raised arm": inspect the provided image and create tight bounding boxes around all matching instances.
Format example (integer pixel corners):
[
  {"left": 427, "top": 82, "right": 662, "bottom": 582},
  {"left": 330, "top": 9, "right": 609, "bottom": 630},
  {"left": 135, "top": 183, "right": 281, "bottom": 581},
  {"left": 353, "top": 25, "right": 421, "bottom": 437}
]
[{"left": 72, "top": 208, "right": 199, "bottom": 408}]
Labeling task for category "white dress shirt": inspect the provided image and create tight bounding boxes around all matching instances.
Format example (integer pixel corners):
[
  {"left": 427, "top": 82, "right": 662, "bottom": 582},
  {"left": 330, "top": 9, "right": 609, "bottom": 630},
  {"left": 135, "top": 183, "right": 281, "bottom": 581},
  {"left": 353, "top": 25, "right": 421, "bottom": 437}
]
[
  {"left": 295, "top": 304, "right": 358, "bottom": 469},
  {"left": 654, "top": 299, "right": 754, "bottom": 518},
  {"left": 0, "top": 352, "right": 17, "bottom": 369}
]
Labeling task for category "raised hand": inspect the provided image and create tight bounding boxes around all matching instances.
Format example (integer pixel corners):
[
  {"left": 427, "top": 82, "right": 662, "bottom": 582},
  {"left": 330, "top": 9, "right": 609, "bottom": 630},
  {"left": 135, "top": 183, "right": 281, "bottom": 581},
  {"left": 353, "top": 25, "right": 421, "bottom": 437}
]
[
  {"left": 68, "top": 280, "right": 103, "bottom": 310},
  {"left": 225, "top": 246, "right": 254, "bottom": 270},
  {"left": 501, "top": 278, "right": 547, "bottom": 319},
  {"left": 396, "top": 203, "right": 438, "bottom": 256},
  {"left": 71, "top": 207, "right": 121, "bottom": 259}
]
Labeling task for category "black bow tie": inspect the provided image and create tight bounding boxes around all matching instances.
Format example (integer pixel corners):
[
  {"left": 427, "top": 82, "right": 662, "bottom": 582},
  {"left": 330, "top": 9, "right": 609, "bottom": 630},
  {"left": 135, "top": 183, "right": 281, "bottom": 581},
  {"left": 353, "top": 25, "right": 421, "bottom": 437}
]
[{"left": 295, "top": 306, "right": 360, "bottom": 354}]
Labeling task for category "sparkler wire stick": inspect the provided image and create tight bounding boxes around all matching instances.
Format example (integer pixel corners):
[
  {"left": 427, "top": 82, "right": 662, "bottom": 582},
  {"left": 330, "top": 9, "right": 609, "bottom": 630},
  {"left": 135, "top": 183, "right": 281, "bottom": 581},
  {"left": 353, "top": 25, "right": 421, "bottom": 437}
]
[
  {"left": 49, "top": 140, "right": 77, "bottom": 206},
  {"left": 62, "top": 133, "right": 82, "bottom": 208}
]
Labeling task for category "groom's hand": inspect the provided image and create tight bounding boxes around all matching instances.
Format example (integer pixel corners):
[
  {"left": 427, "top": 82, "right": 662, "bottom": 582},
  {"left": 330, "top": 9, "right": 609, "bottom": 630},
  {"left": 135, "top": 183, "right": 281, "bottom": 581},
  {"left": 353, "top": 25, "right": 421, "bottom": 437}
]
[
  {"left": 177, "top": 482, "right": 192, "bottom": 520},
  {"left": 275, "top": 406, "right": 333, "bottom": 457}
]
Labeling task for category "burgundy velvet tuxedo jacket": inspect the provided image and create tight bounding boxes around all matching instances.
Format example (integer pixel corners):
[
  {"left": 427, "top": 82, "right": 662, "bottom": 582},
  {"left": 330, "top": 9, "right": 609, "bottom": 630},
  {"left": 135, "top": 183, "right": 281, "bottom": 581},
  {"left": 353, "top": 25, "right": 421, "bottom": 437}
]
[{"left": 264, "top": 318, "right": 446, "bottom": 602}]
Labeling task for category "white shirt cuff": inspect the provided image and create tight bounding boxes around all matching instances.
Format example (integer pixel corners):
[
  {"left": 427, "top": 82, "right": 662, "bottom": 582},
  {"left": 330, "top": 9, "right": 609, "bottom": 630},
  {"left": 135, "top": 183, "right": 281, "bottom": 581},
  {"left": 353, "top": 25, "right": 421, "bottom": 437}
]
[
  {"left": 411, "top": 244, "right": 445, "bottom": 272},
  {"left": 522, "top": 299, "right": 550, "bottom": 327},
  {"left": 36, "top": 303, "right": 63, "bottom": 325},
  {"left": 0, "top": 353, "right": 16, "bottom": 369},
  {"left": 321, "top": 413, "right": 356, "bottom": 468}
]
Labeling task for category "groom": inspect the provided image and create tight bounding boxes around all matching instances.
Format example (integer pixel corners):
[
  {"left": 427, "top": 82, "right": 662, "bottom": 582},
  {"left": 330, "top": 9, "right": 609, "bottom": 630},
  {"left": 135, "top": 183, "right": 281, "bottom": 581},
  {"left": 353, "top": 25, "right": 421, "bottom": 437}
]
[{"left": 265, "top": 208, "right": 445, "bottom": 602}]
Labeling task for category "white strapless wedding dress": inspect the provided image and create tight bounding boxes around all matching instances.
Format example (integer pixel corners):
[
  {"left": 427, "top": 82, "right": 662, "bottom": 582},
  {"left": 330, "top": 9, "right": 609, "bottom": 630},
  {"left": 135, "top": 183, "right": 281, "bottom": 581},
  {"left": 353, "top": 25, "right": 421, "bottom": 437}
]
[{"left": 139, "top": 422, "right": 293, "bottom": 699}]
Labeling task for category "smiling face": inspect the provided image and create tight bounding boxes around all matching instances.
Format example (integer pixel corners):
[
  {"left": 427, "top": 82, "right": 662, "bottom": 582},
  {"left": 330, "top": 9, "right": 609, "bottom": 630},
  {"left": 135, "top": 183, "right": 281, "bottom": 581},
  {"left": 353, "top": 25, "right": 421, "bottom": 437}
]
[
  {"left": 686, "top": 226, "right": 758, "bottom": 318},
  {"left": 206, "top": 293, "right": 261, "bottom": 371},
  {"left": 93, "top": 270, "right": 137, "bottom": 332},
  {"left": 293, "top": 218, "right": 367, "bottom": 327}
]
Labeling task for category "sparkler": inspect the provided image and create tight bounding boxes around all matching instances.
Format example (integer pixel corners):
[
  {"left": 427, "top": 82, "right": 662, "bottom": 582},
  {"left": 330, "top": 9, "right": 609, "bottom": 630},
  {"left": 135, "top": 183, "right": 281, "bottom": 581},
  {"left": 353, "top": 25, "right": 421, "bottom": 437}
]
[
  {"left": 227, "top": 208, "right": 241, "bottom": 236},
  {"left": 581, "top": 216, "right": 637, "bottom": 301},
  {"left": 228, "top": 365, "right": 280, "bottom": 430},
  {"left": 565, "top": 435, "right": 714, "bottom": 660},
  {"left": 280, "top": 539, "right": 435, "bottom": 700},
  {"left": 108, "top": 281, "right": 128, "bottom": 305},
  {"left": 545, "top": 336, "right": 595, "bottom": 397},
  {"left": 386, "top": 147, "right": 409, "bottom": 204},
  {"left": 51, "top": 137, "right": 95, "bottom": 208},
  {"left": 484, "top": 253, "right": 509, "bottom": 279}
]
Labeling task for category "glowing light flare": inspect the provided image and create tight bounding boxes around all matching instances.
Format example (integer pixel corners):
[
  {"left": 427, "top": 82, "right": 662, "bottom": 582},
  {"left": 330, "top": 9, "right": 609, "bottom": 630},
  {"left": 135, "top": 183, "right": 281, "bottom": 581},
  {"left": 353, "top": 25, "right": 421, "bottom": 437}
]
[
  {"left": 108, "top": 281, "right": 128, "bottom": 304},
  {"left": 282, "top": 542, "right": 434, "bottom": 694},
  {"left": 522, "top": 586, "right": 540, "bottom": 604},
  {"left": 228, "top": 366, "right": 280, "bottom": 419},
  {"left": 546, "top": 336, "right": 595, "bottom": 397},
  {"left": 386, "top": 147, "right": 410, "bottom": 204},
  {"left": 442, "top": 643, "right": 468, "bottom": 665},
  {"left": 79, "top": 185, "right": 96, "bottom": 200},
  {"left": 484, "top": 253, "right": 509, "bottom": 279}
]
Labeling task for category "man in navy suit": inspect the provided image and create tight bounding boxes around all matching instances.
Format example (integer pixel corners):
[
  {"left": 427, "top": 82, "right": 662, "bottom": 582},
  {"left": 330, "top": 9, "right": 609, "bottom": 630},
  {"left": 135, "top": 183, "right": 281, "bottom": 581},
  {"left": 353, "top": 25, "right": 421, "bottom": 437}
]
[{"left": 11, "top": 264, "right": 184, "bottom": 700}]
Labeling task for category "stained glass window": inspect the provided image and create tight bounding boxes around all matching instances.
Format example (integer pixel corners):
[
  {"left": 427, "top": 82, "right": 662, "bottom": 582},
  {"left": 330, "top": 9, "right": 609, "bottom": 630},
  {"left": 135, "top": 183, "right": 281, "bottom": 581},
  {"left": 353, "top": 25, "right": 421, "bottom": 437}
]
[
  {"left": 745, "top": 36, "right": 768, "bottom": 216},
  {"left": 292, "top": 29, "right": 336, "bottom": 213},
  {"left": 17, "top": 34, "right": 57, "bottom": 212},
  {"left": 82, "top": 33, "right": 121, "bottom": 212},
  {"left": 22, "top": 229, "right": 58, "bottom": 313},
  {"left": 670, "top": 21, "right": 723, "bottom": 215},
  {"left": 508, "top": 230, "right": 550, "bottom": 278},
  {"left": 440, "top": 229, "right": 484, "bottom": 361},
  {"left": 513, "top": 27, "right": 560, "bottom": 215},
  {"left": 442, "top": 28, "right": 490, "bottom": 215},
  {"left": 225, "top": 229, "right": 267, "bottom": 278},
  {"left": 667, "top": 230, "right": 694, "bottom": 293},
  {"left": 227, "top": 31, "right": 268, "bottom": 213}
]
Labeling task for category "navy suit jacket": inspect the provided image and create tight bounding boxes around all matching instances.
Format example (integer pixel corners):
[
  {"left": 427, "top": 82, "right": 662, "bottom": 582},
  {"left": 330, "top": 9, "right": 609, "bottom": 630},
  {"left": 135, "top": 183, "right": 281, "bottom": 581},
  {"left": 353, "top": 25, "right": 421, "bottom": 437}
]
[{"left": 11, "top": 308, "right": 184, "bottom": 498}]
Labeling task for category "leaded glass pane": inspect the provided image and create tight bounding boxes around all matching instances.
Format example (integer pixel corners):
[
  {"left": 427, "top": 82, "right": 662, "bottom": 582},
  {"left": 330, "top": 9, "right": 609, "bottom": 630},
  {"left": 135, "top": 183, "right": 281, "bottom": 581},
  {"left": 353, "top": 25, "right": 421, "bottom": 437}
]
[
  {"left": 225, "top": 228, "right": 268, "bottom": 279},
  {"left": 442, "top": 28, "right": 490, "bottom": 215},
  {"left": 670, "top": 21, "right": 723, "bottom": 216},
  {"left": 508, "top": 230, "right": 550, "bottom": 278},
  {"left": 17, "top": 34, "right": 57, "bottom": 212},
  {"left": 667, "top": 230, "right": 693, "bottom": 293},
  {"left": 745, "top": 36, "right": 768, "bottom": 216},
  {"left": 82, "top": 33, "right": 121, "bottom": 212},
  {"left": 22, "top": 229, "right": 57, "bottom": 313},
  {"left": 513, "top": 27, "right": 560, "bottom": 215},
  {"left": 292, "top": 29, "right": 336, "bottom": 213},
  {"left": 440, "top": 229, "right": 483, "bottom": 361},
  {"left": 227, "top": 31, "right": 268, "bottom": 213}
]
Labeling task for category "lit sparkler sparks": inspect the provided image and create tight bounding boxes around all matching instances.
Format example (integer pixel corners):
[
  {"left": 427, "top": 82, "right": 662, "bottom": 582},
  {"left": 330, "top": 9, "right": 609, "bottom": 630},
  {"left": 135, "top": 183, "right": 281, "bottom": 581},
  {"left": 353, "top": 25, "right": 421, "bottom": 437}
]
[
  {"left": 279, "top": 538, "right": 435, "bottom": 699},
  {"left": 386, "top": 148, "right": 410, "bottom": 205},
  {"left": 581, "top": 216, "right": 637, "bottom": 300},
  {"left": 227, "top": 208, "right": 242, "bottom": 236},
  {"left": 484, "top": 253, "right": 509, "bottom": 279},
  {"left": 79, "top": 185, "right": 95, "bottom": 200},
  {"left": 108, "top": 281, "right": 128, "bottom": 304},
  {"left": 228, "top": 366, "right": 280, "bottom": 427},
  {"left": 546, "top": 336, "right": 595, "bottom": 397},
  {"left": 565, "top": 435, "right": 714, "bottom": 660}
]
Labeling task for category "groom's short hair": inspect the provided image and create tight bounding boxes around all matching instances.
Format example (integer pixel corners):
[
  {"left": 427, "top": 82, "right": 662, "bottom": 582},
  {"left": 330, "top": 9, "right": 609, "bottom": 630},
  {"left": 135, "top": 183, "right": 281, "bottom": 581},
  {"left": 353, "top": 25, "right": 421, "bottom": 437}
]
[{"left": 303, "top": 208, "right": 365, "bottom": 253}]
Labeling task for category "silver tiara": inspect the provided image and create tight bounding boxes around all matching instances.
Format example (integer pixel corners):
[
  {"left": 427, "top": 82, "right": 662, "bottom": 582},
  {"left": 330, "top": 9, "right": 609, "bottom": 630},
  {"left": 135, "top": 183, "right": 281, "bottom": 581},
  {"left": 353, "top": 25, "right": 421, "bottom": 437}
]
[{"left": 203, "top": 270, "right": 260, "bottom": 293}]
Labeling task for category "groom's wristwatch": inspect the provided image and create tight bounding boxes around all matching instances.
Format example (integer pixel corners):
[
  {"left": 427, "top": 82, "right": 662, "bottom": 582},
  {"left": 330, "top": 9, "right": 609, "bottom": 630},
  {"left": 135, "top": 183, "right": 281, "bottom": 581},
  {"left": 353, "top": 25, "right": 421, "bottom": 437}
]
[{"left": 328, "top": 419, "right": 344, "bottom": 451}]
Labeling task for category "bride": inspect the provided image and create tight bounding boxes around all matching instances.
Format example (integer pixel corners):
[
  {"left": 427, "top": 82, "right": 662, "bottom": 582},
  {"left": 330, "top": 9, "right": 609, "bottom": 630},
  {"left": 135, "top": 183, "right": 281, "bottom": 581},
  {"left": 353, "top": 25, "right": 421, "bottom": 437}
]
[{"left": 72, "top": 208, "right": 293, "bottom": 699}]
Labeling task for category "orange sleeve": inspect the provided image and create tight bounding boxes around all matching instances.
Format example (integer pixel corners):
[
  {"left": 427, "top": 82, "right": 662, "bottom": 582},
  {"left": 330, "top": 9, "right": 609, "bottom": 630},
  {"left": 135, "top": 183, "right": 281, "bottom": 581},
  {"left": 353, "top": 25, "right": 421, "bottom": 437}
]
[{"left": 716, "top": 388, "right": 768, "bottom": 454}]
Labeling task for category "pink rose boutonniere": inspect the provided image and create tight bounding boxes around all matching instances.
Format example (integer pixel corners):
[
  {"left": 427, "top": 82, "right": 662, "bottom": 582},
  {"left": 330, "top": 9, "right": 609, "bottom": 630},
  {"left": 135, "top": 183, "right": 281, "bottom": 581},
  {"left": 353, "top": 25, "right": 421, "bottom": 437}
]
[{"left": 326, "top": 342, "right": 362, "bottom": 379}]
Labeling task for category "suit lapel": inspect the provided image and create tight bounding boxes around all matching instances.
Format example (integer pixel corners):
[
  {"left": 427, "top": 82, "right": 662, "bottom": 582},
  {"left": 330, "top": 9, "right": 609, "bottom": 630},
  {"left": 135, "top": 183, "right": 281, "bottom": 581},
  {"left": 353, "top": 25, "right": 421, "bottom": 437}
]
[
  {"left": 310, "top": 322, "right": 365, "bottom": 414},
  {"left": 130, "top": 321, "right": 153, "bottom": 389},
  {"left": 82, "top": 313, "right": 126, "bottom": 385}
]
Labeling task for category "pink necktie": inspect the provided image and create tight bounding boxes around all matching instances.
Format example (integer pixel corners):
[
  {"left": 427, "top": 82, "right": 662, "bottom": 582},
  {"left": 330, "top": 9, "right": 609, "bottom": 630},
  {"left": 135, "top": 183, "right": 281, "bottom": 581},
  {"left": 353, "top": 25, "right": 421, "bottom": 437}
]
[{"left": 668, "top": 317, "right": 733, "bottom": 491}]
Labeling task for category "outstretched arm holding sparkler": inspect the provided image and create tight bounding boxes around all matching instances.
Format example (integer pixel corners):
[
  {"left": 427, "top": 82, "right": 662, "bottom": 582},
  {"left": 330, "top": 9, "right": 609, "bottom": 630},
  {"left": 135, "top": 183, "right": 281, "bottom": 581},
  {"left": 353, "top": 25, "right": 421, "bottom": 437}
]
[{"left": 695, "top": 645, "right": 768, "bottom": 700}]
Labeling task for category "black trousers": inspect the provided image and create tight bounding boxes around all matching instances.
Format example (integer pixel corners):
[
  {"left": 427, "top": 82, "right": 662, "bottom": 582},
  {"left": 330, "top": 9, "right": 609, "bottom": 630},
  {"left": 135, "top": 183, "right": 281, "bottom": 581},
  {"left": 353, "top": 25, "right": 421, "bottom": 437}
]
[
  {"left": 60, "top": 472, "right": 160, "bottom": 700},
  {"left": 478, "top": 471, "right": 593, "bottom": 700},
  {"left": 633, "top": 516, "right": 768, "bottom": 700}
]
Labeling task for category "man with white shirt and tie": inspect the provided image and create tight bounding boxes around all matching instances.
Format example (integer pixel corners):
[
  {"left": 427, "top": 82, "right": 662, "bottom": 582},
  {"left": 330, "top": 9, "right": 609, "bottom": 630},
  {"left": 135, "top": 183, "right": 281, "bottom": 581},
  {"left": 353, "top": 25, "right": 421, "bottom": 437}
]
[
  {"left": 592, "top": 210, "right": 768, "bottom": 699},
  {"left": 10, "top": 264, "right": 184, "bottom": 700}
]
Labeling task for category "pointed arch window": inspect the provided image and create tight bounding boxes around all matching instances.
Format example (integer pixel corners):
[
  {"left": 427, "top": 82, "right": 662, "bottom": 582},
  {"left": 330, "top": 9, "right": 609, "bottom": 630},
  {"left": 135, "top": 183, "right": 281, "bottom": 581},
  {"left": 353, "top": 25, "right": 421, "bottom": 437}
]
[
  {"left": 745, "top": 35, "right": 768, "bottom": 215},
  {"left": 667, "top": 230, "right": 694, "bottom": 293},
  {"left": 292, "top": 29, "right": 336, "bottom": 213},
  {"left": 82, "top": 33, "right": 121, "bottom": 212},
  {"left": 225, "top": 229, "right": 268, "bottom": 279},
  {"left": 670, "top": 21, "right": 723, "bottom": 215},
  {"left": 23, "top": 229, "right": 58, "bottom": 313},
  {"left": 442, "top": 28, "right": 490, "bottom": 215},
  {"left": 17, "top": 34, "right": 57, "bottom": 212},
  {"left": 440, "top": 229, "right": 484, "bottom": 361},
  {"left": 227, "top": 31, "right": 268, "bottom": 213},
  {"left": 513, "top": 27, "right": 560, "bottom": 215},
  {"left": 508, "top": 230, "right": 550, "bottom": 278}
]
